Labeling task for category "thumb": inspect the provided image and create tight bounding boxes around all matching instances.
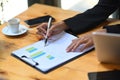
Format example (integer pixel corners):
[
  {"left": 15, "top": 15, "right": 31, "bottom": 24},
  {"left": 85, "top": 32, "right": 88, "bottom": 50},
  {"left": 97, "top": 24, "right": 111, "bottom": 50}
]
[{"left": 48, "top": 25, "right": 55, "bottom": 37}]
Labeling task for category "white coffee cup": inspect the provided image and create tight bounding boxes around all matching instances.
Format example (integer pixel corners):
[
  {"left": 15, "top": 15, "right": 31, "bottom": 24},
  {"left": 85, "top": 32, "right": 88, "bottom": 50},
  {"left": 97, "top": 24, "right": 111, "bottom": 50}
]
[{"left": 8, "top": 18, "right": 20, "bottom": 33}]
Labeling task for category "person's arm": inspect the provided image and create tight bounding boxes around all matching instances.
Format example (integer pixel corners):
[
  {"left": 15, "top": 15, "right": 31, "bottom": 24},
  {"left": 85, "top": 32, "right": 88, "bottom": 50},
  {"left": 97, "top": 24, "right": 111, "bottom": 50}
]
[{"left": 64, "top": 0, "right": 119, "bottom": 34}]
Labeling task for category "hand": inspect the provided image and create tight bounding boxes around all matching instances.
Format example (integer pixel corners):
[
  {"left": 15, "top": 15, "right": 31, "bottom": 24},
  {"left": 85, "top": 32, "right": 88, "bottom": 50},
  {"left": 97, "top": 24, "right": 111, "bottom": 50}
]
[
  {"left": 66, "top": 29, "right": 107, "bottom": 52},
  {"left": 36, "top": 21, "right": 69, "bottom": 39},
  {"left": 66, "top": 34, "right": 94, "bottom": 52}
]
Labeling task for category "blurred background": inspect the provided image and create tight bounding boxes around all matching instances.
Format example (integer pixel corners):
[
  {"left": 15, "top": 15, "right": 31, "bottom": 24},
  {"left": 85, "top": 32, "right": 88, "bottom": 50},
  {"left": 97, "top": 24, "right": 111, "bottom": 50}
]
[{"left": 0, "top": 0, "right": 119, "bottom": 23}]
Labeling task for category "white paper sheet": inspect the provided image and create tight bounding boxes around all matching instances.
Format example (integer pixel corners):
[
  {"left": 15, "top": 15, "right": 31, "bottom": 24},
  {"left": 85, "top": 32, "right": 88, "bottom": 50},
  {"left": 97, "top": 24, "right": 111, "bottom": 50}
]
[{"left": 12, "top": 31, "right": 94, "bottom": 73}]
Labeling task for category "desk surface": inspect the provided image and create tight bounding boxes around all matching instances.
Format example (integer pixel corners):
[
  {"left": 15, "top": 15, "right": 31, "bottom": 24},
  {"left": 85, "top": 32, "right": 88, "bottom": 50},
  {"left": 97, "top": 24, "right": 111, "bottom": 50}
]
[{"left": 0, "top": 4, "right": 120, "bottom": 80}]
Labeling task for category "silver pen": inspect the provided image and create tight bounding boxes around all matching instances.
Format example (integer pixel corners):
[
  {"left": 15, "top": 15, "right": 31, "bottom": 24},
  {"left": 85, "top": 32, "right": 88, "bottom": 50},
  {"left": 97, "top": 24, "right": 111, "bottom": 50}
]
[{"left": 44, "top": 17, "right": 52, "bottom": 47}]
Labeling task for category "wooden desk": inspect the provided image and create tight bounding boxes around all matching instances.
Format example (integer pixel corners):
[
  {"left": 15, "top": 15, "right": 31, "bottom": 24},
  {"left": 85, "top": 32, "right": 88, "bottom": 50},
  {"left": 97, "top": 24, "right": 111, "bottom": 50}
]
[{"left": 0, "top": 4, "right": 120, "bottom": 80}]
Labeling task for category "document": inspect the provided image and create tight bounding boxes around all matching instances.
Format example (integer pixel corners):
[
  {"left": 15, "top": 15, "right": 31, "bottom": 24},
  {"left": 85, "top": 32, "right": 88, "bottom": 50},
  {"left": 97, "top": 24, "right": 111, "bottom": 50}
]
[{"left": 12, "top": 31, "right": 93, "bottom": 73}]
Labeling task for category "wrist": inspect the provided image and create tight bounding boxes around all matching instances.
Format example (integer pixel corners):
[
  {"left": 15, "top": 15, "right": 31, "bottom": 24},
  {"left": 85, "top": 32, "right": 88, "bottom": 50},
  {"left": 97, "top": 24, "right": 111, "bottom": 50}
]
[{"left": 58, "top": 21, "right": 69, "bottom": 30}]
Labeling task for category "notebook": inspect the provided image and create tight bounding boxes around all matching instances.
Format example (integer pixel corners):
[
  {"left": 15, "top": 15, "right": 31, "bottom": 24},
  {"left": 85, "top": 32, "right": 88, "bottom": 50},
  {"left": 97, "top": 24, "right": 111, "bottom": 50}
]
[
  {"left": 92, "top": 32, "right": 120, "bottom": 64},
  {"left": 12, "top": 31, "right": 93, "bottom": 73}
]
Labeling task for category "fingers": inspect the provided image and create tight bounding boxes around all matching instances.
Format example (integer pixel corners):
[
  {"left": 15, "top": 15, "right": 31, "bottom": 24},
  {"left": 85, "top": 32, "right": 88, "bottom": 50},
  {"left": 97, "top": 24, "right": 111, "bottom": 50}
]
[
  {"left": 48, "top": 21, "right": 69, "bottom": 37},
  {"left": 48, "top": 24, "right": 64, "bottom": 37},
  {"left": 36, "top": 22, "right": 63, "bottom": 38},
  {"left": 66, "top": 34, "right": 94, "bottom": 52},
  {"left": 47, "top": 25, "right": 58, "bottom": 37},
  {"left": 66, "top": 39, "right": 79, "bottom": 52},
  {"left": 36, "top": 21, "right": 68, "bottom": 39},
  {"left": 36, "top": 31, "right": 46, "bottom": 38},
  {"left": 79, "top": 38, "right": 93, "bottom": 51},
  {"left": 36, "top": 23, "right": 48, "bottom": 37},
  {"left": 66, "top": 38, "right": 86, "bottom": 52}
]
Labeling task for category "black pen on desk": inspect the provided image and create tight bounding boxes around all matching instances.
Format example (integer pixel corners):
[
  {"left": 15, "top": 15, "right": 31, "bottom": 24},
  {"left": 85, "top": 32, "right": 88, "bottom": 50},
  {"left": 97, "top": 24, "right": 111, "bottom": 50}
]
[{"left": 44, "top": 17, "right": 52, "bottom": 47}]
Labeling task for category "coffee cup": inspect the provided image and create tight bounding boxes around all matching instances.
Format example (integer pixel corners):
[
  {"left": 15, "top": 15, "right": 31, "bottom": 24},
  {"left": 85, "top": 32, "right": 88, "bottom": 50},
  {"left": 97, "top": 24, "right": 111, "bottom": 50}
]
[{"left": 8, "top": 18, "right": 20, "bottom": 33}]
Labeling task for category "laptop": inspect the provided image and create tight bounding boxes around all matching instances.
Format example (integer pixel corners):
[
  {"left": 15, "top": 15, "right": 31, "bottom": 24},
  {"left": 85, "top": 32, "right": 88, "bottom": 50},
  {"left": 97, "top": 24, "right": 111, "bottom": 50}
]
[{"left": 92, "top": 32, "right": 120, "bottom": 64}]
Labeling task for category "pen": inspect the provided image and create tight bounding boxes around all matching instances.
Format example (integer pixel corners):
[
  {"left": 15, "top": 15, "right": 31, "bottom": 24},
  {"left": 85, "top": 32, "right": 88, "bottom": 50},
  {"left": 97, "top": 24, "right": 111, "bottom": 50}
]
[{"left": 44, "top": 17, "right": 52, "bottom": 47}]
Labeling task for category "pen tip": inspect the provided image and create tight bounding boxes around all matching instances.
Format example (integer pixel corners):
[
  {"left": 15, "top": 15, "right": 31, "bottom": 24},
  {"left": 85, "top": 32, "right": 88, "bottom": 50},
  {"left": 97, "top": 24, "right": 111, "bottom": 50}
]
[{"left": 44, "top": 43, "right": 47, "bottom": 47}]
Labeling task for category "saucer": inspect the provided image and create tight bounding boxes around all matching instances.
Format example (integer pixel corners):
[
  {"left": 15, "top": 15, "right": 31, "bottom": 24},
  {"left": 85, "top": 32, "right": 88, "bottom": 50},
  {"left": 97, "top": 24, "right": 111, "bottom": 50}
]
[{"left": 2, "top": 24, "right": 28, "bottom": 36}]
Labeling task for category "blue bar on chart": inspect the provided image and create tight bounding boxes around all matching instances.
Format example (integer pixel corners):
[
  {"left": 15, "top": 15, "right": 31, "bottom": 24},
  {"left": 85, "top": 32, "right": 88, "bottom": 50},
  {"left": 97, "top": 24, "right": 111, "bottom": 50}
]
[
  {"left": 46, "top": 54, "right": 55, "bottom": 60},
  {"left": 30, "top": 51, "right": 46, "bottom": 59},
  {"left": 26, "top": 47, "right": 37, "bottom": 53}
]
